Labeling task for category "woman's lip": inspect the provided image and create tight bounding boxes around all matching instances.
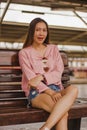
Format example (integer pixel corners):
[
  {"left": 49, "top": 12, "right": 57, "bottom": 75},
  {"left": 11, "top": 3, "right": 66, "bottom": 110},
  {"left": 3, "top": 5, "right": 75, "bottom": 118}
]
[
  {"left": 37, "top": 36, "right": 44, "bottom": 38},
  {"left": 37, "top": 37, "right": 44, "bottom": 40}
]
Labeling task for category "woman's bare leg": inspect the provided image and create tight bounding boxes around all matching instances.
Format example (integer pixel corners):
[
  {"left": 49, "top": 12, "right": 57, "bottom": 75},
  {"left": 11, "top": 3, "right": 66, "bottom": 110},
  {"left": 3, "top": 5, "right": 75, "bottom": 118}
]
[
  {"left": 32, "top": 94, "right": 68, "bottom": 130},
  {"left": 55, "top": 113, "right": 68, "bottom": 130},
  {"left": 31, "top": 85, "right": 78, "bottom": 130},
  {"left": 40, "top": 85, "right": 78, "bottom": 130}
]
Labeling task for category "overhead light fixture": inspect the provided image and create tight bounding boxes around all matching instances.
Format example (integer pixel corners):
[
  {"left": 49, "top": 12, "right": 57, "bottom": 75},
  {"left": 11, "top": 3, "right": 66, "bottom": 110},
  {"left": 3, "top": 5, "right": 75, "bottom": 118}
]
[{"left": 22, "top": 10, "right": 44, "bottom": 15}]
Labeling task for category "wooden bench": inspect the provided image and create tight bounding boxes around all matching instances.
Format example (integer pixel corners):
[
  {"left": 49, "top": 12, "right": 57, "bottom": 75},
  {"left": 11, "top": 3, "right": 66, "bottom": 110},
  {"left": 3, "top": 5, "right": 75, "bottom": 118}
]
[{"left": 0, "top": 49, "right": 87, "bottom": 130}]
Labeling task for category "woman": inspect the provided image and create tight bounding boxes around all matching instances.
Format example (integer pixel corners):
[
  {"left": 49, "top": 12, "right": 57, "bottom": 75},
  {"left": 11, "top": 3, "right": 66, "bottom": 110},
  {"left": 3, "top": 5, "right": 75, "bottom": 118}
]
[{"left": 19, "top": 18, "right": 78, "bottom": 130}]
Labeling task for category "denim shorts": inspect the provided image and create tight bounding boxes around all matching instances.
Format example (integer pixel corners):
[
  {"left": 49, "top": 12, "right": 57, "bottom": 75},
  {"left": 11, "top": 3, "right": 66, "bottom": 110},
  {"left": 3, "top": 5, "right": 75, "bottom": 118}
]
[
  {"left": 28, "top": 84, "right": 60, "bottom": 102},
  {"left": 27, "top": 84, "right": 60, "bottom": 108}
]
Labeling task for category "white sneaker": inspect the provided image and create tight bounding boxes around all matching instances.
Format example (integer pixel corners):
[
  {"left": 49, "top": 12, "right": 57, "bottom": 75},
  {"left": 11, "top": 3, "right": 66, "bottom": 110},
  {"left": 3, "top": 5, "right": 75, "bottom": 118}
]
[{"left": 44, "top": 127, "right": 49, "bottom": 130}]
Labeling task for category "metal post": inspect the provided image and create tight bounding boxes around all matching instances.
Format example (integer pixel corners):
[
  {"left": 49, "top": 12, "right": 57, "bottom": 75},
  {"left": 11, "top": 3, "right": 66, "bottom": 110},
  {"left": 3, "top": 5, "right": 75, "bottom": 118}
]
[{"left": 0, "top": 0, "right": 11, "bottom": 24}]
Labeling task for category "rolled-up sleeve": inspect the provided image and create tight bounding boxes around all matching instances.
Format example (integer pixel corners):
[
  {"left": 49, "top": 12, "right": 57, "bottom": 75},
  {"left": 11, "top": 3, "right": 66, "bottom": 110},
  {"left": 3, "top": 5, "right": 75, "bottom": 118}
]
[{"left": 44, "top": 46, "right": 64, "bottom": 85}]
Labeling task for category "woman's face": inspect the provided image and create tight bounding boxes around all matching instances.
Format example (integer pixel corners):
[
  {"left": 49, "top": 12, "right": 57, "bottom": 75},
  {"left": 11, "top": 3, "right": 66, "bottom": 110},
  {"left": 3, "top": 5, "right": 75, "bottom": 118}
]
[{"left": 33, "top": 22, "right": 47, "bottom": 45}]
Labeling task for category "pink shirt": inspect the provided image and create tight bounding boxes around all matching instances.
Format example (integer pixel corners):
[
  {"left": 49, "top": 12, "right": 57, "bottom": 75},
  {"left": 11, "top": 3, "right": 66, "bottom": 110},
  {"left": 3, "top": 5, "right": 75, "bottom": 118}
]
[{"left": 19, "top": 44, "right": 64, "bottom": 96}]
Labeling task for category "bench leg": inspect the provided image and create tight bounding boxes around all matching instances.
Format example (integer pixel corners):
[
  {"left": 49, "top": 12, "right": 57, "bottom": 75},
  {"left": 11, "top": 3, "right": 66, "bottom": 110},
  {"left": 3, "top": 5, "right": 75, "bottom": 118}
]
[
  {"left": 50, "top": 118, "right": 81, "bottom": 130},
  {"left": 68, "top": 118, "right": 81, "bottom": 130}
]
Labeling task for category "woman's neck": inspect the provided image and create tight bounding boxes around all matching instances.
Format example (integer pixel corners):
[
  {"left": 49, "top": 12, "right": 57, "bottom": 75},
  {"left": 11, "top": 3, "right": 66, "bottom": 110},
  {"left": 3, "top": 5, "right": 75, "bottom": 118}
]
[
  {"left": 32, "top": 43, "right": 46, "bottom": 50},
  {"left": 32, "top": 43, "right": 47, "bottom": 57}
]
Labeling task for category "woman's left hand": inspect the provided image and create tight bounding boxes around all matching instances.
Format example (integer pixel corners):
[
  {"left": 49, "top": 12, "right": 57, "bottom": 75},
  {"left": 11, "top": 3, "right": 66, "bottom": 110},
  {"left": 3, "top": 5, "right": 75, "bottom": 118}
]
[{"left": 51, "top": 92, "right": 62, "bottom": 103}]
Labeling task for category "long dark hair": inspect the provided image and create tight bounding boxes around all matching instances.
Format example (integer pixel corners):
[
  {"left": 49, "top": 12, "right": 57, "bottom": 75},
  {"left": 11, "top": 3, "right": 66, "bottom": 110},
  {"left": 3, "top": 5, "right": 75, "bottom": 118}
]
[{"left": 23, "top": 18, "right": 49, "bottom": 48}]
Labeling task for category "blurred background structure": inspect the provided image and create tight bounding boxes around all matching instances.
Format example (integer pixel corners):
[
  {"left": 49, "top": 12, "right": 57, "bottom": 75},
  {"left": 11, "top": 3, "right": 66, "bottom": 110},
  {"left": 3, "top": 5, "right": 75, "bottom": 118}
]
[
  {"left": 0, "top": 0, "right": 87, "bottom": 78},
  {"left": 0, "top": 0, "right": 87, "bottom": 130}
]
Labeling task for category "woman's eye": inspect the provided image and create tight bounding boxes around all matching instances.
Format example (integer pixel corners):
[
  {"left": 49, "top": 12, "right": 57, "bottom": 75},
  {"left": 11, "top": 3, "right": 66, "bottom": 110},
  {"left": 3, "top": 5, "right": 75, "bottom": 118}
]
[
  {"left": 35, "top": 28, "right": 47, "bottom": 32},
  {"left": 36, "top": 29, "right": 39, "bottom": 31},
  {"left": 43, "top": 29, "right": 47, "bottom": 32}
]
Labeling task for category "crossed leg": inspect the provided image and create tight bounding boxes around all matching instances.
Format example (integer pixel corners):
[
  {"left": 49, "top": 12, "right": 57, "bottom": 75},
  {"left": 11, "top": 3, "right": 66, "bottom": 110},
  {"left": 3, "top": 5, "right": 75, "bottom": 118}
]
[{"left": 31, "top": 85, "right": 78, "bottom": 130}]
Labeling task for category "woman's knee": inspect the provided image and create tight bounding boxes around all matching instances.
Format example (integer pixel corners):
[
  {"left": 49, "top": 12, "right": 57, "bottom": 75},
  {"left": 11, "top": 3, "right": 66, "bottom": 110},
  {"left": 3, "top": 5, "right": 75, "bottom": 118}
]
[
  {"left": 70, "top": 85, "right": 78, "bottom": 95},
  {"left": 67, "top": 85, "right": 78, "bottom": 98}
]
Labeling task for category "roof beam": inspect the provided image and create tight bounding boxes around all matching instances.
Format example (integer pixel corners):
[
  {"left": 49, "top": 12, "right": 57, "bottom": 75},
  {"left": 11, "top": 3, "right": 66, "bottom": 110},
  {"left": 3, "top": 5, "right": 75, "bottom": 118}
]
[
  {"left": 2, "top": 21, "right": 87, "bottom": 31},
  {"left": 16, "top": 33, "right": 27, "bottom": 42},
  {"left": 73, "top": 10, "right": 87, "bottom": 26},
  {"left": 66, "top": 51, "right": 87, "bottom": 58},
  {"left": 60, "top": 42, "right": 87, "bottom": 46},
  {"left": 50, "top": 40, "right": 87, "bottom": 46},
  {"left": 59, "top": 0, "right": 87, "bottom": 5},
  {"left": 0, "top": 0, "right": 12, "bottom": 24},
  {"left": 2, "top": 0, "right": 87, "bottom": 5},
  {"left": 60, "top": 31, "right": 87, "bottom": 43}
]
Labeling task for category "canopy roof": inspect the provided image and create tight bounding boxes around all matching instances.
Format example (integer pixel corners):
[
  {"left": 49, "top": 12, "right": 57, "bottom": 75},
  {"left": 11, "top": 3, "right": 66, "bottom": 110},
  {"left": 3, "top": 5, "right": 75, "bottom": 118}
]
[{"left": 0, "top": 0, "right": 87, "bottom": 57}]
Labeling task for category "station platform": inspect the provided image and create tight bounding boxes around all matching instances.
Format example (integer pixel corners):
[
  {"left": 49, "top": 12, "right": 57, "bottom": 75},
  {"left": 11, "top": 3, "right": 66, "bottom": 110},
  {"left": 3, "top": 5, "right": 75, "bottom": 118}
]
[{"left": 70, "top": 77, "right": 87, "bottom": 84}]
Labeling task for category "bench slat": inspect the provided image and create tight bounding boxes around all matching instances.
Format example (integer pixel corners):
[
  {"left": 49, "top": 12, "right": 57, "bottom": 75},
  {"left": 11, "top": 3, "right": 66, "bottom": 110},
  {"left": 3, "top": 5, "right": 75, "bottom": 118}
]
[
  {"left": 0, "top": 91, "right": 25, "bottom": 99},
  {"left": 0, "top": 98, "right": 27, "bottom": 108},
  {"left": 0, "top": 85, "right": 21, "bottom": 91},
  {"left": 0, "top": 76, "right": 21, "bottom": 82}
]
